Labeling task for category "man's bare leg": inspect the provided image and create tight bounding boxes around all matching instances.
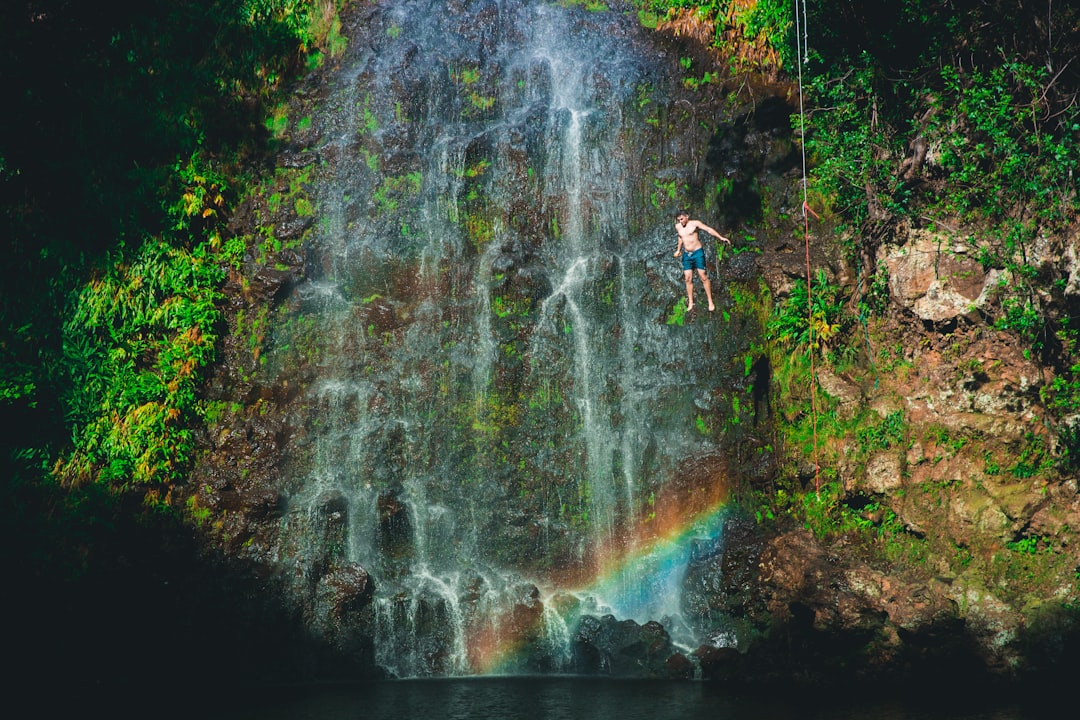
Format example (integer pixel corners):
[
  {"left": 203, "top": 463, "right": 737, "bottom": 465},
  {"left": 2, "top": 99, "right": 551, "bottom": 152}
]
[
  {"left": 684, "top": 270, "right": 695, "bottom": 310},
  {"left": 698, "top": 269, "right": 715, "bottom": 311}
]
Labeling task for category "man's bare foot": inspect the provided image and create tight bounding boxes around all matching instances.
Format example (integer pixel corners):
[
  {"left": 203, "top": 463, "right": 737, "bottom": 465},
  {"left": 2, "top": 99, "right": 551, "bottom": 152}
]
[
  {"left": 708, "top": 303, "right": 715, "bottom": 311},
  {"left": 687, "top": 303, "right": 694, "bottom": 312}
]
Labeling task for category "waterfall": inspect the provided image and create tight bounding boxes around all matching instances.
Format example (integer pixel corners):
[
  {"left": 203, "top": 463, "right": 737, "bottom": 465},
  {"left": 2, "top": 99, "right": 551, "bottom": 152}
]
[{"left": 272, "top": 0, "right": 741, "bottom": 677}]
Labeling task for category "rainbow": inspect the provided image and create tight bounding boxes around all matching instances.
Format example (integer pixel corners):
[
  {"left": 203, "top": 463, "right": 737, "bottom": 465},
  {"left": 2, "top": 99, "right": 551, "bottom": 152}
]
[{"left": 469, "top": 462, "right": 731, "bottom": 675}]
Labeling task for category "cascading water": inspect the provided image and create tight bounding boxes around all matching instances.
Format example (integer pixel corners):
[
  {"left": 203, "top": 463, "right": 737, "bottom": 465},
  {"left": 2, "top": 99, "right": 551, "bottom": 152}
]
[{"left": 271, "top": 0, "right": 751, "bottom": 678}]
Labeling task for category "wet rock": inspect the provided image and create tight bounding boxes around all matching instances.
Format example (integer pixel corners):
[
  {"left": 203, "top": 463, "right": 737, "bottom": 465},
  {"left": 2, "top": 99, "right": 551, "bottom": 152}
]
[
  {"left": 692, "top": 525, "right": 1007, "bottom": 689},
  {"left": 664, "top": 651, "right": 695, "bottom": 679},
  {"left": 571, "top": 615, "right": 680, "bottom": 678},
  {"left": 276, "top": 215, "right": 316, "bottom": 243},
  {"left": 681, "top": 512, "right": 769, "bottom": 644},
  {"left": 376, "top": 591, "right": 462, "bottom": 677},
  {"left": 721, "top": 250, "right": 759, "bottom": 282},
  {"left": 317, "top": 562, "right": 375, "bottom": 621},
  {"left": 377, "top": 490, "right": 413, "bottom": 559},
  {"left": 298, "top": 490, "right": 350, "bottom": 579},
  {"left": 694, "top": 645, "right": 746, "bottom": 683},
  {"left": 279, "top": 148, "right": 318, "bottom": 169}
]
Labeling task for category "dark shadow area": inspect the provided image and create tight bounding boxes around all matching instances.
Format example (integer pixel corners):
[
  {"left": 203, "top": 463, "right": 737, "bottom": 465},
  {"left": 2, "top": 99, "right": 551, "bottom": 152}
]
[
  {"left": 704, "top": 96, "right": 798, "bottom": 229},
  {"left": 5, "top": 468, "right": 378, "bottom": 716}
]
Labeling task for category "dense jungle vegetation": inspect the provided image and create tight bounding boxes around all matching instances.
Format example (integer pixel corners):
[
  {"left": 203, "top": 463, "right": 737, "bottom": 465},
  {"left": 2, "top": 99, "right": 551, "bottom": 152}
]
[
  {"left": 3, "top": 2, "right": 345, "bottom": 510},
  {"left": 2, "top": 0, "right": 1078, "bottom": 688}
]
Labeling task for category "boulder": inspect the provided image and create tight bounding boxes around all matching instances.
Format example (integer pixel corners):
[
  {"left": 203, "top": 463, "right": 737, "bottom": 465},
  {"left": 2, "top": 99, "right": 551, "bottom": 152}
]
[
  {"left": 571, "top": 615, "right": 683, "bottom": 677},
  {"left": 881, "top": 231, "right": 995, "bottom": 322}
]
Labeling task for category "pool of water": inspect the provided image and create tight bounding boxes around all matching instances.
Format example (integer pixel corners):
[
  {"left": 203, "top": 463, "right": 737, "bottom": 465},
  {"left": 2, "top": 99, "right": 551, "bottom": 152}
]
[{"left": 166, "top": 677, "right": 1047, "bottom": 720}]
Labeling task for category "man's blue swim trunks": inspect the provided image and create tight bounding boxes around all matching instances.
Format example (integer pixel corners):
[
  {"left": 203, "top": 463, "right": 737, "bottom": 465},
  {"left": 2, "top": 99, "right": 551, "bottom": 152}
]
[{"left": 681, "top": 247, "right": 706, "bottom": 271}]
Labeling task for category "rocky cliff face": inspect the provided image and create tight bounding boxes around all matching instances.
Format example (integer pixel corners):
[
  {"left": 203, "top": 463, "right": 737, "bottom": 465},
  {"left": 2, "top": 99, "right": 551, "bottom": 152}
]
[{"left": 698, "top": 195, "right": 1080, "bottom": 689}]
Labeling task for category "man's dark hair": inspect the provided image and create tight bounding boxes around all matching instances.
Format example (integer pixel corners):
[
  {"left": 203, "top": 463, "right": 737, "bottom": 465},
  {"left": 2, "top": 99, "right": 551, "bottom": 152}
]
[{"left": 676, "top": 209, "right": 688, "bottom": 218}]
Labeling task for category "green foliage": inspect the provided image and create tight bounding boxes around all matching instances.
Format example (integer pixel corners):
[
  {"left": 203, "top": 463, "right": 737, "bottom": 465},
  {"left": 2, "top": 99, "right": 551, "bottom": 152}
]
[
  {"left": 167, "top": 152, "right": 229, "bottom": 234},
  {"left": 636, "top": 1, "right": 794, "bottom": 68},
  {"left": 57, "top": 238, "right": 224, "bottom": 494},
  {"left": 1006, "top": 535, "right": 1044, "bottom": 555},
  {"left": 3, "top": 0, "right": 349, "bottom": 504},
  {"left": 767, "top": 269, "right": 848, "bottom": 353},
  {"left": 918, "top": 61, "right": 1078, "bottom": 355},
  {"left": 638, "top": 0, "right": 730, "bottom": 18},
  {"left": 860, "top": 261, "right": 891, "bottom": 315},
  {"left": 556, "top": 0, "right": 610, "bottom": 11},
  {"left": 469, "top": 390, "right": 523, "bottom": 440},
  {"left": 797, "top": 11, "right": 1078, "bottom": 360},
  {"left": 1009, "top": 432, "right": 1050, "bottom": 479},
  {"left": 241, "top": 0, "right": 348, "bottom": 57},
  {"left": 492, "top": 295, "right": 531, "bottom": 320},
  {"left": 373, "top": 172, "right": 423, "bottom": 215},
  {"left": 989, "top": 531, "right": 1073, "bottom": 601},
  {"left": 464, "top": 212, "right": 495, "bottom": 247},
  {"left": 928, "top": 62, "right": 1078, "bottom": 226},
  {"left": 679, "top": 54, "right": 719, "bottom": 90},
  {"left": 666, "top": 296, "right": 688, "bottom": 326},
  {"left": 0, "top": 323, "right": 39, "bottom": 405},
  {"left": 800, "top": 63, "right": 910, "bottom": 227},
  {"left": 752, "top": 479, "right": 929, "bottom": 564},
  {"left": 732, "top": 0, "right": 794, "bottom": 68},
  {"left": 790, "top": 2, "right": 1080, "bottom": 481},
  {"left": 650, "top": 178, "right": 679, "bottom": 209},
  {"left": 856, "top": 410, "right": 905, "bottom": 451}
]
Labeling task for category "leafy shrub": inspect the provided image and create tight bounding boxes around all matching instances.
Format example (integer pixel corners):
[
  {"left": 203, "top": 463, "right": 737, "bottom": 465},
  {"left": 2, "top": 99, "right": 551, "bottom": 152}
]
[
  {"left": 56, "top": 238, "right": 223, "bottom": 494},
  {"left": 638, "top": 0, "right": 794, "bottom": 68},
  {"left": 928, "top": 62, "right": 1078, "bottom": 227},
  {"left": 800, "top": 62, "right": 912, "bottom": 228},
  {"left": 767, "top": 269, "right": 849, "bottom": 353}
]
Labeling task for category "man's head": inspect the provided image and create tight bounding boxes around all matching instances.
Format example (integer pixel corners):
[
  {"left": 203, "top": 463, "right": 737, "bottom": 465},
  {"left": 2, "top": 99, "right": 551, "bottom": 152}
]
[{"left": 676, "top": 210, "right": 689, "bottom": 223}]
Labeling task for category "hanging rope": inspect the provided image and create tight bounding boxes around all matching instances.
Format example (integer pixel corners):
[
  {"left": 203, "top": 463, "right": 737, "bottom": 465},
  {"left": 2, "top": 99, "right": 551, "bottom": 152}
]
[{"left": 794, "top": 0, "right": 821, "bottom": 494}]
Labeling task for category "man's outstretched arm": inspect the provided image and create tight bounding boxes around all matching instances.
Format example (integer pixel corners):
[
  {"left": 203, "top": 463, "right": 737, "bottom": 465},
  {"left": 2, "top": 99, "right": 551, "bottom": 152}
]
[{"left": 695, "top": 221, "right": 731, "bottom": 244}]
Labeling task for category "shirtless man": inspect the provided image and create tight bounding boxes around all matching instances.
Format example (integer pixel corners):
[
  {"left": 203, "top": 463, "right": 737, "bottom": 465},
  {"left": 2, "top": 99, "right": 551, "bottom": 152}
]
[{"left": 673, "top": 210, "right": 730, "bottom": 312}]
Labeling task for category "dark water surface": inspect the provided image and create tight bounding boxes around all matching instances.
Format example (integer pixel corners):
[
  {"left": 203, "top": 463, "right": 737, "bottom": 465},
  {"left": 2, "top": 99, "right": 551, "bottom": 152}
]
[{"left": 178, "top": 678, "right": 1045, "bottom": 720}]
